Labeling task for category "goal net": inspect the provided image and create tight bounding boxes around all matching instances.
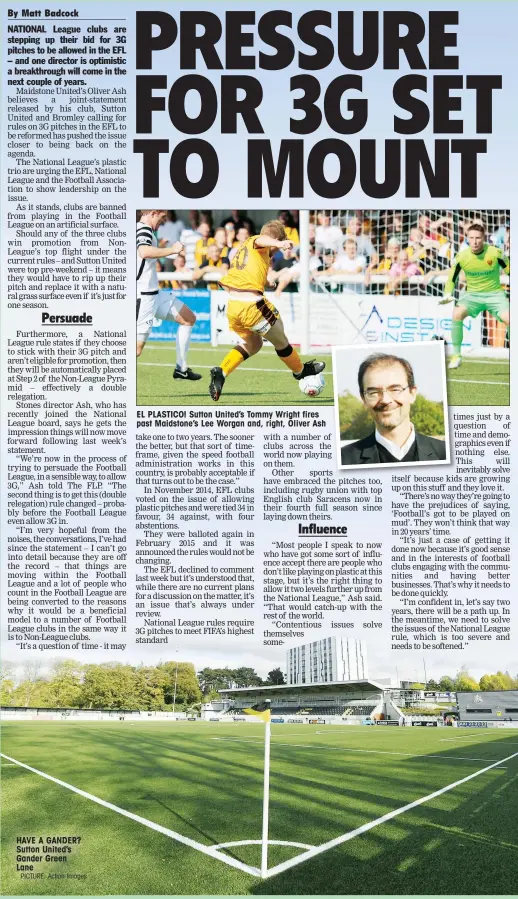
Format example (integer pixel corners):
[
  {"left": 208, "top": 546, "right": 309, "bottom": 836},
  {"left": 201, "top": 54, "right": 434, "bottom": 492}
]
[{"left": 303, "top": 209, "right": 509, "bottom": 357}]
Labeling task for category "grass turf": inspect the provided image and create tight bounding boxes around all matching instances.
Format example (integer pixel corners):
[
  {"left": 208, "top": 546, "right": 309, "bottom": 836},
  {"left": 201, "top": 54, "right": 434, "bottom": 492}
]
[
  {"left": 137, "top": 343, "right": 334, "bottom": 406},
  {"left": 446, "top": 357, "right": 510, "bottom": 406},
  {"left": 137, "top": 344, "right": 509, "bottom": 408},
  {"left": 2, "top": 722, "right": 517, "bottom": 895}
]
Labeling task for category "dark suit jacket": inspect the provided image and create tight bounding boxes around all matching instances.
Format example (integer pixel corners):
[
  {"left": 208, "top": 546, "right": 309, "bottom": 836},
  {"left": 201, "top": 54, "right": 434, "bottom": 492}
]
[{"left": 340, "top": 430, "right": 447, "bottom": 466}]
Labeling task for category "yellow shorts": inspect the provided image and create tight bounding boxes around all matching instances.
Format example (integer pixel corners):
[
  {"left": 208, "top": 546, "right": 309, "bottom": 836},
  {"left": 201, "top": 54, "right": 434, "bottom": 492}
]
[{"left": 226, "top": 292, "right": 280, "bottom": 340}]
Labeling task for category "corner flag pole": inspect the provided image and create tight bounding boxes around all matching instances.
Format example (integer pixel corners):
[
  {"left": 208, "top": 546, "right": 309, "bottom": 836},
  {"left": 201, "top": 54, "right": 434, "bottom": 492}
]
[
  {"left": 261, "top": 702, "right": 272, "bottom": 878},
  {"left": 299, "top": 210, "right": 310, "bottom": 355}
]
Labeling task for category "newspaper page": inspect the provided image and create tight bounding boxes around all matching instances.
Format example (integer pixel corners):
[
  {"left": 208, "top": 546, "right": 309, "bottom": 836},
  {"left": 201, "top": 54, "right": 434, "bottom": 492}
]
[{"left": 1, "top": 1, "right": 517, "bottom": 895}]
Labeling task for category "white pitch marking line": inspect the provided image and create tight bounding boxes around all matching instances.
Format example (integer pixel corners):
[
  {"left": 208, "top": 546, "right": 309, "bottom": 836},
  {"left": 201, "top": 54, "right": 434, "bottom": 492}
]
[
  {"left": 315, "top": 730, "right": 374, "bottom": 735},
  {"left": 440, "top": 734, "right": 503, "bottom": 739},
  {"left": 448, "top": 377, "right": 508, "bottom": 386},
  {"left": 313, "top": 730, "right": 390, "bottom": 736},
  {"left": 443, "top": 732, "right": 516, "bottom": 736},
  {"left": 455, "top": 358, "right": 509, "bottom": 366},
  {"left": 263, "top": 750, "right": 518, "bottom": 879},
  {"left": 139, "top": 362, "right": 333, "bottom": 376},
  {"left": 211, "top": 737, "right": 499, "bottom": 763},
  {"left": 212, "top": 839, "right": 314, "bottom": 851},
  {"left": 441, "top": 739, "right": 518, "bottom": 745},
  {"left": 147, "top": 345, "right": 333, "bottom": 358},
  {"left": 0, "top": 754, "right": 260, "bottom": 878}
]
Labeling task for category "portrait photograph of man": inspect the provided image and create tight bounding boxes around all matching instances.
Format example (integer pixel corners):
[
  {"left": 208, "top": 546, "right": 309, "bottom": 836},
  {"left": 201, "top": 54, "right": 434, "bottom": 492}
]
[{"left": 334, "top": 343, "right": 451, "bottom": 469}]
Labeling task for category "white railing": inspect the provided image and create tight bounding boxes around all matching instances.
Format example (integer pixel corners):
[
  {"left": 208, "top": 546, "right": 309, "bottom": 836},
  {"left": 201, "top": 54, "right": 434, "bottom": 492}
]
[{"left": 157, "top": 271, "right": 221, "bottom": 284}]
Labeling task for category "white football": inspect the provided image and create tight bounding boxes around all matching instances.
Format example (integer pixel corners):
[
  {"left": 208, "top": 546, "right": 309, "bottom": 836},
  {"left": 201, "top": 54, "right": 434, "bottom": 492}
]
[{"left": 299, "top": 373, "right": 325, "bottom": 397}]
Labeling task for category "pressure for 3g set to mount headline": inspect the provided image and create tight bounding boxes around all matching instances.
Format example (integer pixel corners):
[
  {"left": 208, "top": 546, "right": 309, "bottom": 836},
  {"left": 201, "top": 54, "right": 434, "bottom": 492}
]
[{"left": 133, "top": 10, "right": 503, "bottom": 199}]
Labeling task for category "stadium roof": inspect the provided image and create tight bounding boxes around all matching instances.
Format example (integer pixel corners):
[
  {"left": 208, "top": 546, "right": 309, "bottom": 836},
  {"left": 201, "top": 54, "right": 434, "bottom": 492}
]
[{"left": 220, "top": 679, "right": 386, "bottom": 696}]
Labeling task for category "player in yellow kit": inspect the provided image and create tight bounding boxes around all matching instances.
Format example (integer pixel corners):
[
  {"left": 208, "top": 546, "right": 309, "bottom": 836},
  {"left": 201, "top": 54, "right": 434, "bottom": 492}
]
[{"left": 209, "top": 220, "right": 325, "bottom": 401}]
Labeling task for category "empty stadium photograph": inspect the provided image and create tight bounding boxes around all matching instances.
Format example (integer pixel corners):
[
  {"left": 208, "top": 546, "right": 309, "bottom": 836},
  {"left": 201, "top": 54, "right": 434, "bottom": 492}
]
[
  {"left": 2, "top": 647, "right": 518, "bottom": 895},
  {"left": 135, "top": 209, "right": 509, "bottom": 407}
]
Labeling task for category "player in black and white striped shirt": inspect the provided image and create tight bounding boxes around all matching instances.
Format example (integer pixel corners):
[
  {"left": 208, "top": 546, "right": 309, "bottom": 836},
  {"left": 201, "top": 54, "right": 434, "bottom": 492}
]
[{"left": 136, "top": 210, "right": 201, "bottom": 380}]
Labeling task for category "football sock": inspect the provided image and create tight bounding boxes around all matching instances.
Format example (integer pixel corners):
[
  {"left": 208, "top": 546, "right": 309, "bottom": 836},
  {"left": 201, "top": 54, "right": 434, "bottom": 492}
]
[
  {"left": 451, "top": 319, "right": 464, "bottom": 355},
  {"left": 221, "top": 346, "right": 249, "bottom": 377},
  {"left": 276, "top": 344, "right": 303, "bottom": 374},
  {"left": 176, "top": 324, "right": 192, "bottom": 372}
]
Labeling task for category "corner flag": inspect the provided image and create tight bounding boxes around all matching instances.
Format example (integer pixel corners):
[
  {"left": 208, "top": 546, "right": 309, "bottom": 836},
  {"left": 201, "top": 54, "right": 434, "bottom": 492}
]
[
  {"left": 243, "top": 702, "right": 271, "bottom": 723},
  {"left": 243, "top": 700, "right": 272, "bottom": 876}
]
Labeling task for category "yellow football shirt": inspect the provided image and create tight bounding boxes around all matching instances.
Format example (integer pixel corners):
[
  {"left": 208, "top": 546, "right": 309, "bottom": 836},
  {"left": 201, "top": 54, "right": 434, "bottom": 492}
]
[
  {"left": 195, "top": 236, "right": 215, "bottom": 266},
  {"left": 285, "top": 226, "right": 299, "bottom": 245},
  {"left": 220, "top": 236, "right": 270, "bottom": 293},
  {"left": 199, "top": 255, "right": 228, "bottom": 290}
]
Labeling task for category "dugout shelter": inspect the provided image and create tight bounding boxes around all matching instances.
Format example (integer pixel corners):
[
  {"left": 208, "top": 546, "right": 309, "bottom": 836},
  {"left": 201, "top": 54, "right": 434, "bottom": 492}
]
[{"left": 456, "top": 690, "right": 518, "bottom": 723}]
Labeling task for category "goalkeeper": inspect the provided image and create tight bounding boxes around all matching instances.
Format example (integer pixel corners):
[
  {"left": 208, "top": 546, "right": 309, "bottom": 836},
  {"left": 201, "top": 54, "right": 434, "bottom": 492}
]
[{"left": 439, "top": 223, "right": 509, "bottom": 369}]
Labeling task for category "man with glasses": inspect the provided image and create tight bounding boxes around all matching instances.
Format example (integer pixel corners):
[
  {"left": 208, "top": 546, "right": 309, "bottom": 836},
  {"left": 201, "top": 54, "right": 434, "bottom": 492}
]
[{"left": 340, "top": 353, "right": 447, "bottom": 465}]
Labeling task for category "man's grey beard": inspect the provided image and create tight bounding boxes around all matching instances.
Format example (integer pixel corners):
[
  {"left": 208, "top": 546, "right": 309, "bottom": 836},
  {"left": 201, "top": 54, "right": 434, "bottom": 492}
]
[{"left": 374, "top": 407, "right": 400, "bottom": 430}]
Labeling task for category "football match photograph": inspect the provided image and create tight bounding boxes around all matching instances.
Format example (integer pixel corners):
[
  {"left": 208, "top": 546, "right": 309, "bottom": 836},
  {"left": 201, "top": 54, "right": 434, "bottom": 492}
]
[{"left": 135, "top": 209, "right": 509, "bottom": 408}]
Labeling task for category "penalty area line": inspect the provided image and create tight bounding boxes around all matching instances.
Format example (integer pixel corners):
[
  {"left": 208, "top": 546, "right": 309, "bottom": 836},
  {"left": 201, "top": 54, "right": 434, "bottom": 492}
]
[
  {"left": 0, "top": 753, "right": 260, "bottom": 878},
  {"left": 263, "top": 750, "right": 518, "bottom": 879},
  {"left": 210, "top": 737, "right": 500, "bottom": 763},
  {"left": 441, "top": 739, "right": 518, "bottom": 746}
]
